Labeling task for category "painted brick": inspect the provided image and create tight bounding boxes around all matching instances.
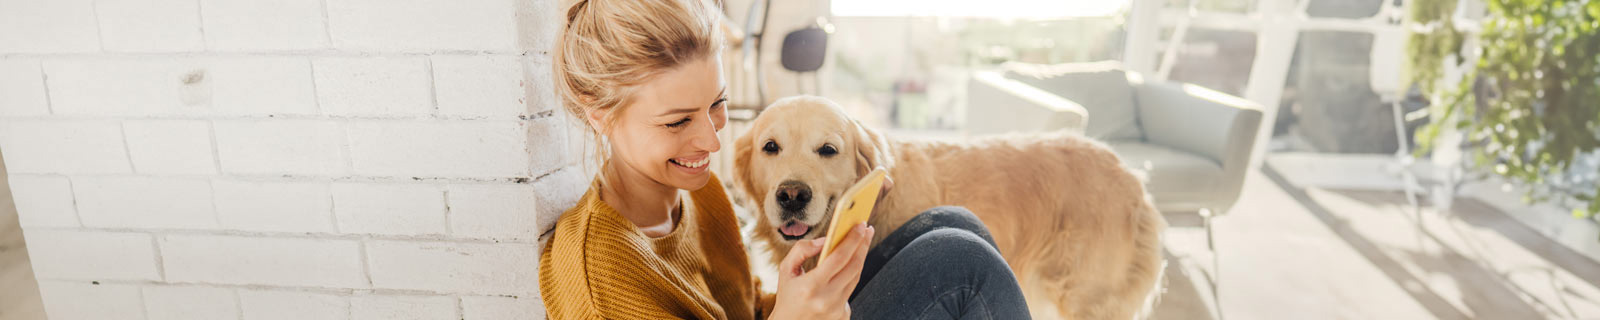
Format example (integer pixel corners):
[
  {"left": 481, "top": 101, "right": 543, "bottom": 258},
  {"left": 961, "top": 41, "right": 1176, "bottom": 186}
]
[
  {"left": 513, "top": 0, "right": 562, "bottom": 54},
  {"left": 22, "top": 230, "right": 159, "bottom": 281},
  {"left": 351, "top": 294, "right": 457, "bottom": 320},
  {"left": 462, "top": 295, "right": 545, "bottom": 320},
  {"left": 326, "top": 0, "right": 517, "bottom": 52},
  {"left": 0, "top": 0, "right": 99, "bottom": 53},
  {"left": 0, "top": 120, "right": 130, "bottom": 174},
  {"left": 36, "top": 281, "right": 145, "bottom": 320},
  {"left": 529, "top": 118, "right": 573, "bottom": 178},
  {"left": 0, "top": 59, "right": 49, "bottom": 116},
  {"left": 6, "top": 175, "right": 80, "bottom": 227},
  {"left": 213, "top": 179, "right": 335, "bottom": 233},
  {"left": 200, "top": 0, "right": 329, "bottom": 51},
  {"left": 161, "top": 235, "right": 366, "bottom": 288},
  {"left": 446, "top": 184, "right": 539, "bottom": 241},
  {"left": 73, "top": 176, "right": 217, "bottom": 229},
  {"left": 123, "top": 120, "right": 218, "bottom": 175},
  {"left": 525, "top": 57, "right": 559, "bottom": 115},
  {"left": 44, "top": 59, "right": 212, "bottom": 116},
  {"left": 346, "top": 121, "right": 528, "bottom": 178},
  {"left": 214, "top": 120, "right": 347, "bottom": 176},
  {"left": 239, "top": 290, "right": 348, "bottom": 320},
  {"left": 209, "top": 57, "right": 318, "bottom": 116},
  {"left": 332, "top": 182, "right": 445, "bottom": 236},
  {"left": 531, "top": 167, "right": 588, "bottom": 234},
  {"left": 143, "top": 286, "right": 240, "bottom": 320},
  {"left": 431, "top": 55, "right": 525, "bottom": 117},
  {"left": 311, "top": 57, "right": 432, "bottom": 116},
  {"left": 95, "top": 0, "right": 204, "bottom": 52},
  {"left": 365, "top": 240, "right": 539, "bottom": 294}
]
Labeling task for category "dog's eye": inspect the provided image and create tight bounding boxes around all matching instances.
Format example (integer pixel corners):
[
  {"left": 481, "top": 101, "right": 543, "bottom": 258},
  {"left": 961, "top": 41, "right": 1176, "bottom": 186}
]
[
  {"left": 817, "top": 144, "right": 838, "bottom": 157},
  {"left": 762, "top": 140, "right": 780, "bottom": 154}
]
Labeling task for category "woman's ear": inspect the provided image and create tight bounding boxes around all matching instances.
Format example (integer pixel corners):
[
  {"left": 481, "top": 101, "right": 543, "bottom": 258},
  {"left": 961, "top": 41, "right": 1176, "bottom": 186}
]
[
  {"left": 850, "top": 119, "right": 893, "bottom": 177},
  {"left": 584, "top": 105, "right": 609, "bottom": 135}
]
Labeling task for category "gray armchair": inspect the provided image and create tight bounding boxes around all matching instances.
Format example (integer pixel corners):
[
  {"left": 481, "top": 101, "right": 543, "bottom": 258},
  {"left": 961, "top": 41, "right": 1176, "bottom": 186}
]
[{"left": 967, "top": 61, "right": 1264, "bottom": 218}]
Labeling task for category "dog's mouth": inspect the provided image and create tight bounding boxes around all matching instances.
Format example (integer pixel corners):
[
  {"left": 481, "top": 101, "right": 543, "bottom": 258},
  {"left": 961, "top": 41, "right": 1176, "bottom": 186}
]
[{"left": 779, "top": 221, "right": 812, "bottom": 240}]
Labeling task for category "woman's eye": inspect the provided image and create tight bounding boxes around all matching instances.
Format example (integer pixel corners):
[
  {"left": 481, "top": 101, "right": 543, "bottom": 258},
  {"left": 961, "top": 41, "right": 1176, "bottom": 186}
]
[
  {"left": 665, "top": 118, "right": 690, "bottom": 128},
  {"left": 817, "top": 144, "right": 837, "bottom": 157},
  {"left": 762, "top": 140, "right": 780, "bottom": 154}
]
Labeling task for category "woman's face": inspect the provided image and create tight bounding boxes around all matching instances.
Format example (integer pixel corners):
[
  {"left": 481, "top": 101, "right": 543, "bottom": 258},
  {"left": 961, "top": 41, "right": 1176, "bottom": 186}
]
[{"left": 597, "top": 56, "right": 728, "bottom": 191}]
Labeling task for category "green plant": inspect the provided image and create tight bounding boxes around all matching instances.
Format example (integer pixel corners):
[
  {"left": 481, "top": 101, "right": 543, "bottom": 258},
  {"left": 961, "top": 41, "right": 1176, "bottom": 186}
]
[{"left": 1408, "top": 0, "right": 1600, "bottom": 220}]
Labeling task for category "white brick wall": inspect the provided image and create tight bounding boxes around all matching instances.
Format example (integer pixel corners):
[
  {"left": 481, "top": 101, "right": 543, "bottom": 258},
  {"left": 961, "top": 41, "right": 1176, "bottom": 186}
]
[
  {"left": 95, "top": 0, "right": 206, "bottom": 52},
  {"left": 312, "top": 57, "right": 433, "bottom": 116},
  {"left": 239, "top": 290, "right": 349, "bottom": 320},
  {"left": 0, "top": 0, "right": 100, "bottom": 53},
  {"left": 143, "top": 285, "right": 240, "bottom": 319},
  {"left": 36, "top": 281, "right": 146, "bottom": 320},
  {"left": 0, "top": 0, "right": 579, "bottom": 318},
  {"left": 350, "top": 295, "right": 458, "bottom": 320},
  {"left": 365, "top": 240, "right": 540, "bottom": 294},
  {"left": 5, "top": 175, "right": 79, "bottom": 227},
  {"left": 160, "top": 235, "right": 367, "bottom": 288},
  {"left": 22, "top": 230, "right": 160, "bottom": 281},
  {"left": 199, "top": 0, "right": 330, "bottom": 52}
]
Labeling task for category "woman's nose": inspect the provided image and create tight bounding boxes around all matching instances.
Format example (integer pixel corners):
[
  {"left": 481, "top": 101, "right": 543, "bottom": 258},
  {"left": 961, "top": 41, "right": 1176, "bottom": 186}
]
[{"left": 693, "top": 116, "right": 721, "bottom": 152}]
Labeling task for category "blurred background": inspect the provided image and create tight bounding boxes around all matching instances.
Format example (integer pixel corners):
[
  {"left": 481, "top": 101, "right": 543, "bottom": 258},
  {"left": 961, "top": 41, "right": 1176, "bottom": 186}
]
[{"left": 2, "top": 0, "right": 1598, "bottom": 319}]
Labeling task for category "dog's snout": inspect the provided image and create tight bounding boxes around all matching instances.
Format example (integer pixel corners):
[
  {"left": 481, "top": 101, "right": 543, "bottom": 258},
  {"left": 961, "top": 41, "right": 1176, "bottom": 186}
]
[{"left": 775, "top": 180, "right": 812, "bottom": 211}]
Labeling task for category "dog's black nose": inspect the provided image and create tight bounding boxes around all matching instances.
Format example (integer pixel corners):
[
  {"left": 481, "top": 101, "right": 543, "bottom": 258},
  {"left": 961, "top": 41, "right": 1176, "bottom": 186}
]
[{"left": 775, "top": 180, "right": 812, "bottom": 211}]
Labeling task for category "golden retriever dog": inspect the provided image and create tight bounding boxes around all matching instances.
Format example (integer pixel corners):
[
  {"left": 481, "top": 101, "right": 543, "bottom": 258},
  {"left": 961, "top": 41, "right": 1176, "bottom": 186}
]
[{"left": 732, "top": 96, "right": 1167, "bottom": 320}]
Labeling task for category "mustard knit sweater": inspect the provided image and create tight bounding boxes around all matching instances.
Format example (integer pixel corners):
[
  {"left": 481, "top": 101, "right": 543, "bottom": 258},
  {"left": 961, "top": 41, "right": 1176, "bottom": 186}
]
[{"left": 540, "top": 173, "right": 776, "bottom": 319}]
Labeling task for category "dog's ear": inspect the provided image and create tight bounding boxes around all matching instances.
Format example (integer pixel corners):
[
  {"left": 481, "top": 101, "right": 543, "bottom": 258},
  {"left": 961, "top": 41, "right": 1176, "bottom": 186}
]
[
  {"left": 731, "top": 126, "right": 761, "bottom": 207},
  {"left": 850, "top": 119, "right": 893, "bottom": 177}
]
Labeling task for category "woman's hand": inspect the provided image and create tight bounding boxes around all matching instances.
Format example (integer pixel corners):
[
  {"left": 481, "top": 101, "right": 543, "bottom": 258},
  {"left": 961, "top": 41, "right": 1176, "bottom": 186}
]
[{"left": 769, "top": 222, "right": 875, "bottom": 320}]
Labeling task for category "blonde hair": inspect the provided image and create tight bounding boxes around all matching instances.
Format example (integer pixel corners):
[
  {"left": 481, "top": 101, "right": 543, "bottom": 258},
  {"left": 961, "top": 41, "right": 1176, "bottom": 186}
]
[{"left": 554, "top": 0, "right": 724, "bottom": 169}]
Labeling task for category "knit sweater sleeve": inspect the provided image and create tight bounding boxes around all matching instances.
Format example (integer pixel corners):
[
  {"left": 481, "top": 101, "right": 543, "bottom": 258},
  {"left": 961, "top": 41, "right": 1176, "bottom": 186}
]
[{"left": 541, "top": 201, "right": 692, "bottom": 319}]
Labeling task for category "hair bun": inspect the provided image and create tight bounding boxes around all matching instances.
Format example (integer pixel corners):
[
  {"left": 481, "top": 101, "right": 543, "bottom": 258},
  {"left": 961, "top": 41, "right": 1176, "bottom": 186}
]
[{"left": 565, "top": 0, "right": 590, "bottom": 25}]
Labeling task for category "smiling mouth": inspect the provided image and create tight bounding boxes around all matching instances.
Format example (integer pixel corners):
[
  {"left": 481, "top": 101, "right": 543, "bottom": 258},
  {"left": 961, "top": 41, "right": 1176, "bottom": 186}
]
[
  {"left": 779, "top": 221, "right": 811, "bottom": 240},
  {"left": 668, "top": 157, "right": 708, "bottom": 168}
]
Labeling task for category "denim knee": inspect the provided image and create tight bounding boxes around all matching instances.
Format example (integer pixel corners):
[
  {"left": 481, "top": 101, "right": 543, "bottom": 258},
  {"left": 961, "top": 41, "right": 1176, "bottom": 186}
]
[
  {"left": 899, "top": 228, "right": 1009, "bottom": 274},
  {"left": 905, "top": 206, "right": 994, "bottom": 248}
]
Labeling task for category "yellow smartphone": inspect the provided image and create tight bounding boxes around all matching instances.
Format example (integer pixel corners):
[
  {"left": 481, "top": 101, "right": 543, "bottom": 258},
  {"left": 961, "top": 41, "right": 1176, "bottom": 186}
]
[{"left": 819, "top": 167, "right": 889, "bottom": 261}]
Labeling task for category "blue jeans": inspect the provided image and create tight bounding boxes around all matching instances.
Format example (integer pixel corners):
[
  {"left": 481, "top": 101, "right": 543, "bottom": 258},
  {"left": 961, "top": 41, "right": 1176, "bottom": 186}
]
[{"left": 848, "top": 206, "right": 1032, "bottom": 319}]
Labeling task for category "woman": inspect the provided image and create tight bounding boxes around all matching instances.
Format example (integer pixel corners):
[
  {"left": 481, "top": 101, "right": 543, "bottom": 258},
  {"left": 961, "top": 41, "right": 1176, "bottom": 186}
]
[{"left": 538, "top": 0, "right": 1031, "bottom": 318}]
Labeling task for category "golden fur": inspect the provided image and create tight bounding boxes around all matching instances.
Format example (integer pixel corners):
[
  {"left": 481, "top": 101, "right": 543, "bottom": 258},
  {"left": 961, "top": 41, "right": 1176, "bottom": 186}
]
[{"left": 732, "top": 96, "right": 1167, "bottom": 320}]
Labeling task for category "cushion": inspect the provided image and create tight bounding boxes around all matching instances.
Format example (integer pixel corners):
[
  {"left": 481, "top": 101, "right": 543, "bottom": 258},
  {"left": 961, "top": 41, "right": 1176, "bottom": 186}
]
[
  {"left": 1109, "top": 141, "right": 1224, "bottom": 208},
  {"left": 1002, "top": 61, "right": 1143, "bottom": 141}
]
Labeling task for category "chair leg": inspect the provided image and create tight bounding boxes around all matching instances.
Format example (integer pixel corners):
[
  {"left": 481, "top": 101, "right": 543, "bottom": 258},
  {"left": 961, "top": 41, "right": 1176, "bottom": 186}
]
[
  {"left": 1200, "top": 208, "right": 1224, "bottom": 320},
  {"left": 1390, "top": 99, "right": 1426, "bottom": 242}
]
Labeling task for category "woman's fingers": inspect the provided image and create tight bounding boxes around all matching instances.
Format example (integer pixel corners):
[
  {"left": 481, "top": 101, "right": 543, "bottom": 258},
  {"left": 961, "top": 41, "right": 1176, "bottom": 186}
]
[
  {"left": 827, "top": 225, "right": 873, "bottom": 295},
  {"left": 811, "top": 223, "right": 869, "bottom": 281},
  {"left": 834, "top": 225, "right": 873, "bottom": 294},
  {"left": 779, "top": 237, "right": 826, "bottom": 281}
]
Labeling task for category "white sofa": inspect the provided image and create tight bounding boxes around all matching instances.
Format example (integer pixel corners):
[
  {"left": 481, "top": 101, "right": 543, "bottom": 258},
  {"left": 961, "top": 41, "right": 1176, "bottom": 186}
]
[{"left": 967, "top": 61, "right": 1265, "bottom": 216}]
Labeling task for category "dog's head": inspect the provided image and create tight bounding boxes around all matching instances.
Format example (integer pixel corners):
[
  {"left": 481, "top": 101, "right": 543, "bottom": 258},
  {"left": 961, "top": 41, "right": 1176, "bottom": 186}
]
[{"left": 733, "top": 96, "right": 893, "bottom": 243}]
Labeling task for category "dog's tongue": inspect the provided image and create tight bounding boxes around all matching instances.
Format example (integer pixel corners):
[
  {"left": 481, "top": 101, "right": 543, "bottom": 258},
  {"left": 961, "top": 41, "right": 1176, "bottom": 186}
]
[{"left": 781, "top": 222, "right": 810, "bottom": 237}]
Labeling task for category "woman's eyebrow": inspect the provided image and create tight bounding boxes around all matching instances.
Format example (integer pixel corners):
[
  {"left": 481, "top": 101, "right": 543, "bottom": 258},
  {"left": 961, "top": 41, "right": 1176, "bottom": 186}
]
[{"left": 655, "top": 87, "right": 728, "bottom": 117}]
